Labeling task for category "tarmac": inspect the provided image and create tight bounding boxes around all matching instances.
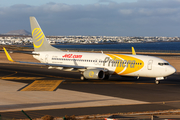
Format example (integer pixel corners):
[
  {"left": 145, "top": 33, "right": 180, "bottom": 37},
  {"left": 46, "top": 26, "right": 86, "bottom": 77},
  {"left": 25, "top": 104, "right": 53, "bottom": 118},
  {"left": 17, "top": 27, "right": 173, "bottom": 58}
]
[
  {"left": 0, "top": 52, "right": 180, "bottom": 119},
  {"left": 0, "top": 79, "right": 149, "bottom": 112}
]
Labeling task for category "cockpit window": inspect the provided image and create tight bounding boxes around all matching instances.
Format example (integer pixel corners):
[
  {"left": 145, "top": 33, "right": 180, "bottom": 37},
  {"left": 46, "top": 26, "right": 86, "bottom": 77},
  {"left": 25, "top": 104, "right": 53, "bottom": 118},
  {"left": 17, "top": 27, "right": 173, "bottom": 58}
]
[{"left": 158, "top": 63, "right": 169, "bottom": 66}]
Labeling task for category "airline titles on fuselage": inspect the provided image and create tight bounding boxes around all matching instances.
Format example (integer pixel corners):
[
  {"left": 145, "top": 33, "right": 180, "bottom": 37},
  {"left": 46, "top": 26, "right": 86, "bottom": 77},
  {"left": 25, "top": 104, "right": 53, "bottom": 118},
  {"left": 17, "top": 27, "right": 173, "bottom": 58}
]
[
  {"left": 62, "top": 54, "right": 82, "bottom": 58},
  {"left": 103, "top": 57, "right": 138, "bottom": 68},
  {"left": 52, "top": 55, "right": 142, "bottom": 68}
]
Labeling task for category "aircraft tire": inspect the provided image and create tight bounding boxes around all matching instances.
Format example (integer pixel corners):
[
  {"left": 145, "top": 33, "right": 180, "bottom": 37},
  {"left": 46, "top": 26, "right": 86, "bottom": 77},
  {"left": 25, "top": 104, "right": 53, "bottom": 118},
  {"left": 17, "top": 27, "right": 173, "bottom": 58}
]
[
  {"left": 103, "top": 75, "right": 110, "bottom": 80},
  {"left": 155, "top": 80, "right": 160, "bottom": 84},
  {"left": 80, "top": 76, "right": 86, "bottom": 80}
]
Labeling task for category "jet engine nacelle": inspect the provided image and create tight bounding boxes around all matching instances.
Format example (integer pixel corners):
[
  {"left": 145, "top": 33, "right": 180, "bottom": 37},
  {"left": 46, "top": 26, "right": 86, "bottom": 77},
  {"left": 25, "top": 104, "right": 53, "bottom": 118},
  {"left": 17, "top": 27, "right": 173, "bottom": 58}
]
[{"left": 83, "top": 69, "right": 105, "bottom": 79}]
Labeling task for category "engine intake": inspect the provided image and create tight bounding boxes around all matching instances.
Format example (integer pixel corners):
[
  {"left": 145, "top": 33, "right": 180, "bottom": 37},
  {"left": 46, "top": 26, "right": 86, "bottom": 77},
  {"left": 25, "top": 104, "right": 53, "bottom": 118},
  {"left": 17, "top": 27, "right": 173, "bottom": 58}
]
[{"left": 83, "top": 69, "right": 105, "bottom": 79}]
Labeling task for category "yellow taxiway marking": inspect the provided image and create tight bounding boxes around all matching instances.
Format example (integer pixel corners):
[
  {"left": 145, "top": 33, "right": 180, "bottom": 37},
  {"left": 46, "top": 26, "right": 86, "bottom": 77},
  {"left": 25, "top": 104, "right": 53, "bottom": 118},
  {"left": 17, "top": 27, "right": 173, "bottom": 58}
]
[
  {"left": 0, "top": 71, "right": 18, "bottom": 78},
  {"left": 0, "top": 68, "right": 80, "bottom": 80},
  {"left": 20, "top": 80, "right": 63, "bottom": 91},
  {"left": 1, "top": 77, "right": 45, "bottom": 80}
]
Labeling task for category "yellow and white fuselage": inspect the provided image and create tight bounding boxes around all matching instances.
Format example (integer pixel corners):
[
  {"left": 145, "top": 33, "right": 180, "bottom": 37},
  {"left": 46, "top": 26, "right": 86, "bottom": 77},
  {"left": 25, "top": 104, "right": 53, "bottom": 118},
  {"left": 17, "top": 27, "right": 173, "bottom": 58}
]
[{"left": 33, "top": 51, "right": 176, "bottom": 81}]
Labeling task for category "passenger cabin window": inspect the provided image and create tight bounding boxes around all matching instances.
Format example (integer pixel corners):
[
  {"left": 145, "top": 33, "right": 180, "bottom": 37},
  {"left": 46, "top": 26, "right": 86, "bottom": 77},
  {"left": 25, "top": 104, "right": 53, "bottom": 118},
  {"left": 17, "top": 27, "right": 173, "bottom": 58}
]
[{"left": 158, "top": 63, "right": 169, "bottom": 66}]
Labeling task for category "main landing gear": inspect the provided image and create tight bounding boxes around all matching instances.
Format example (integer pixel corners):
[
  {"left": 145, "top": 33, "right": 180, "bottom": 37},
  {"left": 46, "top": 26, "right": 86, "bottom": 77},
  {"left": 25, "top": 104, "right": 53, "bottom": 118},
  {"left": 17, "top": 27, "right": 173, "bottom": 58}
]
[
  {"left": 80, "top": 74, "right": 110, "bottom": 80},
  {"left": 103, "top": 74, "right": 110, "bottom": 80},
  {"left": 80, "top": 75, "right": 86, "bottom": 80}
]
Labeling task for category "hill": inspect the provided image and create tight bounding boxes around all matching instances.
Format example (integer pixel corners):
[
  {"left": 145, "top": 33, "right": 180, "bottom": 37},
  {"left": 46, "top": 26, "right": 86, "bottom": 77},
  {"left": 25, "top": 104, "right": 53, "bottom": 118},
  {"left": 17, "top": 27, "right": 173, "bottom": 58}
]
[{"left": 5, "top": 29, "right": 31, "bottom": 35}]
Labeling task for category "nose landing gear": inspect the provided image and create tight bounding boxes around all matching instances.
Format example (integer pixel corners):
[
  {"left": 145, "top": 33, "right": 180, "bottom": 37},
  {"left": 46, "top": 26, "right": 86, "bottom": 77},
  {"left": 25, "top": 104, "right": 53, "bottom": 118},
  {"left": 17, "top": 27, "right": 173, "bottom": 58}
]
[
  {"left": 155, "top": 80, "right": 160, "bottom": 84},
  {"left": 155, "top": 77, "right": 164, "bottom": 84}
]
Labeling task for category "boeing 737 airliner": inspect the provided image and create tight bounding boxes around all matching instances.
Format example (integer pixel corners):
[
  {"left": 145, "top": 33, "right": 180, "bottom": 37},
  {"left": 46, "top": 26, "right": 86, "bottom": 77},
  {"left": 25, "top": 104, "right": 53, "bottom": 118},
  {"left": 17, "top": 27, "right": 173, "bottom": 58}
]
[{"left": 3, "top": 17, "right": 176, "bottom": 84}]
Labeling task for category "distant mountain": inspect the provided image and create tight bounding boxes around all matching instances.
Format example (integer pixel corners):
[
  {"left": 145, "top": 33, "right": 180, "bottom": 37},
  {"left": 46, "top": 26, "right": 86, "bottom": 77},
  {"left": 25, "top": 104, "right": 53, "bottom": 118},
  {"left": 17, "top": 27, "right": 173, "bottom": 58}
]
[{"left": 5, "top": 29, "right": 31, "bottom": 35}]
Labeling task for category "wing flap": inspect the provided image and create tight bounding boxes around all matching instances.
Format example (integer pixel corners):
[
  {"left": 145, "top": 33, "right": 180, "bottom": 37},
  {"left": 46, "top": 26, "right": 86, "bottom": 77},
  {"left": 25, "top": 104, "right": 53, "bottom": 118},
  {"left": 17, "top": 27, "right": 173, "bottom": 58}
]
[{"left": 18, "top": 61, "right": 86, "bottom": 69}]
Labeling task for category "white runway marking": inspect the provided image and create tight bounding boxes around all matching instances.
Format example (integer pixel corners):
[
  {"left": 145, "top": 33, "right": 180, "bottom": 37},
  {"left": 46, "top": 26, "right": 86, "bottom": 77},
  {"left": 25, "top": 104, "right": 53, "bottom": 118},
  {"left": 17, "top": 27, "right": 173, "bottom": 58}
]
[{"left": 0, "top": 80, "right": 149, "bottom": 112}]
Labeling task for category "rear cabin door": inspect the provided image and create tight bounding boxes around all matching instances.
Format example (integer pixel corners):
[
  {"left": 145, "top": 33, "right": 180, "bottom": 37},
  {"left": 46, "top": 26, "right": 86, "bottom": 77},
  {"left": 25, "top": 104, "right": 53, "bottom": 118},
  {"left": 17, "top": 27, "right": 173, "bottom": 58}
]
[
  {"left": 148, "top": 60, "right": 153, "bottom": 70},
  {"left": 45, "top": 54, "right": 49, "bottom": 63}
]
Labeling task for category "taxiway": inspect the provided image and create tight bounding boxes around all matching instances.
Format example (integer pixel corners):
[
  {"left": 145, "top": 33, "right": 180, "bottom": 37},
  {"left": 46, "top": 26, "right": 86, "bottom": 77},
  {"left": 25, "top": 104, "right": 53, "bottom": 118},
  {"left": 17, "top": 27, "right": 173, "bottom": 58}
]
[{"left": 0, "top": 63, "right": 180, "bottom": 119}]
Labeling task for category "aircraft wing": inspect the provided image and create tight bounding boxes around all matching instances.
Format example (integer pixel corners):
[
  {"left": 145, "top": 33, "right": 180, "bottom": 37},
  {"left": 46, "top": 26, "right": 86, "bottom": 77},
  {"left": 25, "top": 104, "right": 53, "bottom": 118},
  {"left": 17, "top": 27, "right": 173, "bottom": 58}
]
[
  {"left": 18, "top": 61, "right": 86, "bottom": 69},
  {"left": 3, "top": 47, "right": 92, "bottom": 70}
]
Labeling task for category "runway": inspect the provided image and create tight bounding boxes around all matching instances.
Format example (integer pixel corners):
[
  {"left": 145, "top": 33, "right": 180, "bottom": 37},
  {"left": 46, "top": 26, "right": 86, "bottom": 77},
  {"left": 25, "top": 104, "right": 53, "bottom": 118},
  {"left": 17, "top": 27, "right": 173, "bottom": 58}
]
[{"left": 0, "top": 63, "right": 180, "bottom": 119}]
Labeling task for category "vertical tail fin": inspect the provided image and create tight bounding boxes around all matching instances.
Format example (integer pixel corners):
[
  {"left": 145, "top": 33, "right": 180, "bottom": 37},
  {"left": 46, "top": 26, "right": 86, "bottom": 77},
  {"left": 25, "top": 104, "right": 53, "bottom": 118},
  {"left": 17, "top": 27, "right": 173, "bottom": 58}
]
[{"left": 30, "top": 17, "right": 60, "bottom": 52}]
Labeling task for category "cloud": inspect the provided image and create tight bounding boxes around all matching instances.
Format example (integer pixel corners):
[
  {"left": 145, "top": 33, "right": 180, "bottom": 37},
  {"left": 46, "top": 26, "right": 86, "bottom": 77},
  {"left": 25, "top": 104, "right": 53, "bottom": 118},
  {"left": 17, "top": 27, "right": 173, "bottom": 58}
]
[
  {"left": 119, "top": 9, "right": 133, "bottom": 15},
  {"left": 1, "top": 0, "right": 180, "bottom": 36},
  {"left": 41, "top": 3, "right": 72, "bottom": 12}
]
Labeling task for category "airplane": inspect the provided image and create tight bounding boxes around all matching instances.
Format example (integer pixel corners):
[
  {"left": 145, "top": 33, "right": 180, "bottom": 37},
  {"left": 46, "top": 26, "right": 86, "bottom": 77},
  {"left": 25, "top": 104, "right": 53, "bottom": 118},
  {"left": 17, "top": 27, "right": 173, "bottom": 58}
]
[{"left": 3, "top": 16, "right": 176, "bottom": 84}]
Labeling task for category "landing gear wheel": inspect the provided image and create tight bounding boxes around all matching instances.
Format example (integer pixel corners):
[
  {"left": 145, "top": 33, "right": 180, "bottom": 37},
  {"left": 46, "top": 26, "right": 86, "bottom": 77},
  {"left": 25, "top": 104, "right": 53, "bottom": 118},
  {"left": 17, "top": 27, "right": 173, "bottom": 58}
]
[
  {"left": 155, "top": 80, "right": 160, "bottom": 84},
  {"left": 103, "top": 75, "right": 110, "bottom": 80},
  {"left": 80, "top": 76, "right": 86, "bottom": 80}
]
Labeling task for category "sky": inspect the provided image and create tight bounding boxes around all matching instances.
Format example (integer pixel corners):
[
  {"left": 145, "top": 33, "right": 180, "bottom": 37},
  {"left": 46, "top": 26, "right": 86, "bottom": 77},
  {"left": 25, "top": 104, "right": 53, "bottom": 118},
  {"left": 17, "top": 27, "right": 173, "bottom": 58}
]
[
  {"left": 1, "top": 0, "right": 180, "bottom": 37},
  {"left": 0, "top": 0, "right": 138, "bottom": 6}
]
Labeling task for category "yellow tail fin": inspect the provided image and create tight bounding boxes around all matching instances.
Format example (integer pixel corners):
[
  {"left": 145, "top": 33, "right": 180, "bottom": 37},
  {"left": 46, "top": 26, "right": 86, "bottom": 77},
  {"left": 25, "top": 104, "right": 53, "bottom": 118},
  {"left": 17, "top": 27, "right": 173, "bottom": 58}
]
[
  {"left": 3, "top": 47, "right": 14, "bottom": 62},
  {"left": 30, "top": 17, "right": 60, "bottom": 52}
]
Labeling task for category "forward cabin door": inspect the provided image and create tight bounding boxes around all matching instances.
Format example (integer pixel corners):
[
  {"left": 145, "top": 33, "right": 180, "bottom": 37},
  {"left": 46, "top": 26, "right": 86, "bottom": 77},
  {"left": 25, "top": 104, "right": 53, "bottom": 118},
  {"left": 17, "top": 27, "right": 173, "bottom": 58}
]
[{"left": 147, "top": 60, "right": 153, "bottom": 70}]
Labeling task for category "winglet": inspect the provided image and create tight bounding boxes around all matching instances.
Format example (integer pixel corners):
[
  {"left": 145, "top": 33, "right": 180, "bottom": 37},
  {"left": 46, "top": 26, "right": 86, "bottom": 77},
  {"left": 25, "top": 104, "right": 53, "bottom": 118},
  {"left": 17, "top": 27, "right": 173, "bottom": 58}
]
[
  {"left": 3, "top": 47, "right": 14, "bottom": 62},
  {"left": 132, "top": 47, "right": 136, "bottom": 55}
]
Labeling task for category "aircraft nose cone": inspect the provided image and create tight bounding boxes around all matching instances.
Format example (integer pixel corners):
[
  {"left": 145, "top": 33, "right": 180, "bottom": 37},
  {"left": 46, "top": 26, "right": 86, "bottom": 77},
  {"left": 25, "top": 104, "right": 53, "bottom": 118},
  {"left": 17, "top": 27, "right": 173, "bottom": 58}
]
[{"left": 169, "top": 66, "right": 176, "bottom": 75}]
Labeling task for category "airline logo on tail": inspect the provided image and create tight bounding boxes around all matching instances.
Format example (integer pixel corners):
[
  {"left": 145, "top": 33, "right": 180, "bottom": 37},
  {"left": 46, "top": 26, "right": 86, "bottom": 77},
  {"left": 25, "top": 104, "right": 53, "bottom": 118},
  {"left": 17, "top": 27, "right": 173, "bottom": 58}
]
[{"left": 32, "top": 28, "right": 44, "bottom": 48}]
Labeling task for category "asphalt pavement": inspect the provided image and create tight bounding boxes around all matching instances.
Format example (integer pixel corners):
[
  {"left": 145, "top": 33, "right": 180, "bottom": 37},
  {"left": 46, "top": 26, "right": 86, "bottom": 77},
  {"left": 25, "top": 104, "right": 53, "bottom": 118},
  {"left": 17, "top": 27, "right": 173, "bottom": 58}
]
[{"left": 0, "top": 63, "right": 180, "bottom": 119}]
